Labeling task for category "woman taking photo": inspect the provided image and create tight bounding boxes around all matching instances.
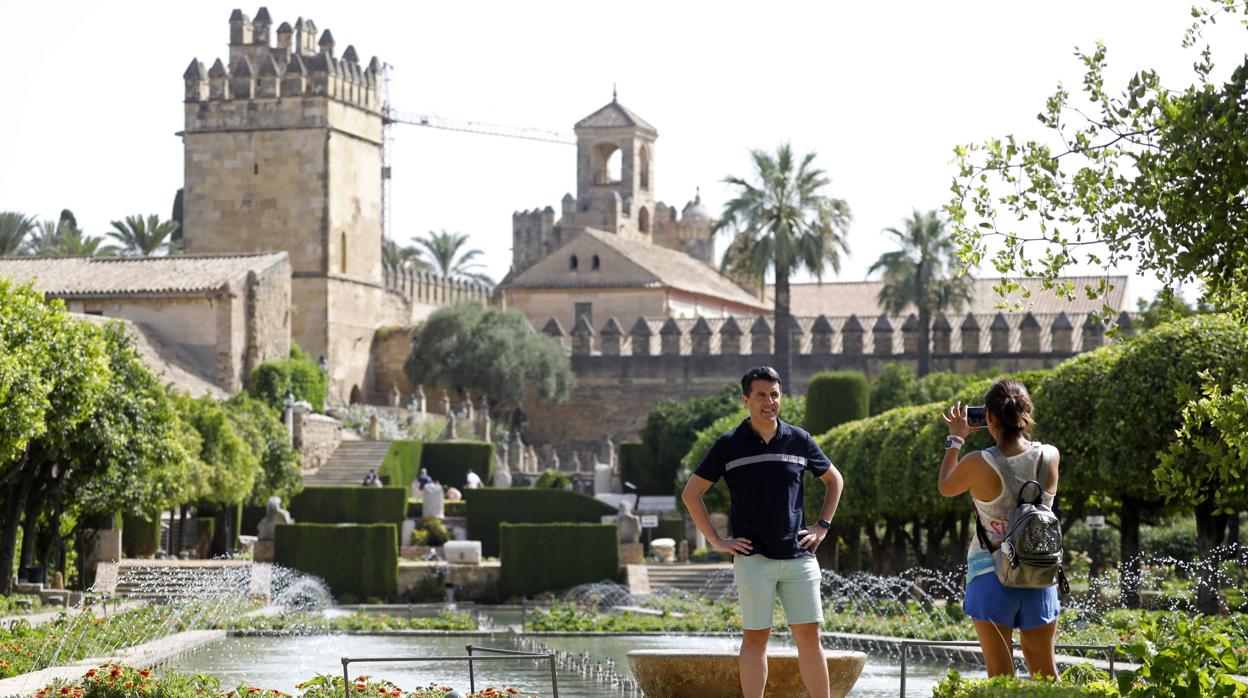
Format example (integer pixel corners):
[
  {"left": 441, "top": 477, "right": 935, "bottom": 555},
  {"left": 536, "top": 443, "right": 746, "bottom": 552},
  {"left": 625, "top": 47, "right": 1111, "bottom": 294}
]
[{"left": 938, "top": 378, "right": 1061, "bottom": 678}]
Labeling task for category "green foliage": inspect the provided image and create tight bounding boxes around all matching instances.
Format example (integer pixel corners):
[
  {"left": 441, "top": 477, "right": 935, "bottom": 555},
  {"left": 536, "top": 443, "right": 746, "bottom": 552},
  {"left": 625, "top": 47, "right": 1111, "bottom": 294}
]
[
  {"left": 274, "top": 523, "right": 398, "bottom": 600},
  {"left": 421, "top": 441, "right": 493, "bottom": 488},
  {"left": 464, "top": 488, "right": 617, "bottom": 556},
  {"left": 411, "top": 229, "right": 493, "bottom": 285},
  {"left": 1115, "top": 614, "right": 1248, "bottom": 696},
  {"left": 635, "top": 384, "right": 742, "bottom": 494},
  {"left": 870, "top": 364, "right": 994, "bottom": 416},
  {"left": 1102, "top": 316, "right": 1248, "bottom": 505},
  {"left": 409, "top": 517, "right": 451, "bottom": 546},
  {"left": 932, "top": 671, "right": 1117, "bottom": 697},
  {"left": 247, "top": 343, "right": 327, "bottom": 413},
  {"left": 65, "top": 322, "right": 192, "bottom": 519},
  {"left": 533, "top": 468, "right": 572, "bottom": 490},
  {"left": 526, "top": 599, "right": 744, "bottom": 632},
  {"left": 617, "top": 442, "right": 655, "bottom": 494},
  {"left": 949, "top": 4, "right": 1248, "bottom": 318},
  {"left": 0, "top": 282, "right": 67, "bottom": 466},
  {"left": 172, "top": 393, "right": 260, "bottom": 509},
  {"left": 225, "top": 609, "right": 476, "bottom": 633},
  {"left": 0, "top": 211, "right": 35, "bottom": 256},
  {"left": 805, "top": 370, "right": 869, "bottom": 436},
  {"left": 406, "top": 302, "right": 573, "bottom": 410},
  {"left": 379, "top": 440, "right": 423, "bottom": 490},
  {"left": 223, "top": 394, "right": 303, "bottom": 506},
  {"left": 499, "top": 523, "right": 618, "bottom": 598},
  {"left": 1136, "top": 287, "right": 1215, "bottom": 331},
  {"left": 121, "top": 514, "right": 161, "bottom": 558},
  {"left": 288, "top": 487, "right": 407, "bottom": 527},
  {"left": 107, "top": 214, "right": 179, "bottom": 256},
  {"left": 1159, "top": 371, "right": 1248, "bottom": 515}
]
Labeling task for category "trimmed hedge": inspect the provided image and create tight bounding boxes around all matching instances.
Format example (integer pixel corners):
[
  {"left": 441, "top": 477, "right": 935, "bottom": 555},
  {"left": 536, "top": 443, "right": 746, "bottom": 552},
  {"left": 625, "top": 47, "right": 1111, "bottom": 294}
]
[
  {"left": 465, "top": 488, "right": 618, "bottom": 556},
  {"left": 289, "top": 486, "right": 407, "bottom": 527},
  {"left": 618, "top": 442, "right": 664, "bottom": 495},
  {"left": 407, "top": 500, "right": 467, "bottom": 518},
  {"left": 379, "top": 441, "right": 493, "bottom": 491},
  {"left": 274, "top": 523, "right": 397, "bottom": 600},
  {"left": 122, "top": 514, "right": 161, "bottom": 558},
  {"left": 499, "top": 523, "right": 619, "bottom": 599},
  {"left": 655, "top": 517, "right": 684, "bottom": 544},
  {"left": 805, "top": 371, "right": 869, "bottom": 437},
  {"left": 423, "top": 441, "right": 493, "bottom": 488}
]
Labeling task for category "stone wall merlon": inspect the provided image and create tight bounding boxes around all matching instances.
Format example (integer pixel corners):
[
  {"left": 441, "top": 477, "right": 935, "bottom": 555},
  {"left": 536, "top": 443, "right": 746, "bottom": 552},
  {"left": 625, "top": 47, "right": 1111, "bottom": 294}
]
[{"left": 541, "top": 312, "right": 1138, "bottom": 357}]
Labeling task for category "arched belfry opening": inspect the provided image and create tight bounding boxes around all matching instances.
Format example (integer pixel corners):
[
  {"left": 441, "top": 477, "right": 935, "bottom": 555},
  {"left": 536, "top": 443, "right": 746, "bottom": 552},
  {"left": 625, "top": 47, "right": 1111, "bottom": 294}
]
[
  {"left": 638, "top": 207, "right": 650, "bottom": 233},
  {"left": 639, "top": 145, "right": 651, "bottom": 190},
  {"left": 594, "top": 143, "right": 622, "bottom": 184}
]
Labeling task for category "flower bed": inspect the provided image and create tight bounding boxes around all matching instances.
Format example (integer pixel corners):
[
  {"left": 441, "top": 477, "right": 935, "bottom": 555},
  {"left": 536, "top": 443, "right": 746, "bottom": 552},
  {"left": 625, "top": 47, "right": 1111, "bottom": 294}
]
[{"left": 38, "top": 666, "right": 538, "bottom": 698}]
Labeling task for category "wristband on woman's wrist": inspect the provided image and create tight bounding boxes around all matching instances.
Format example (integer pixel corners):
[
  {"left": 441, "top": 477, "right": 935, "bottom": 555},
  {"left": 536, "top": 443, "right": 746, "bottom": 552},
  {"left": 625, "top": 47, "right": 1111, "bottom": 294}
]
[{"left": 944, "top": 435, "right": 965, "bottom": 449}]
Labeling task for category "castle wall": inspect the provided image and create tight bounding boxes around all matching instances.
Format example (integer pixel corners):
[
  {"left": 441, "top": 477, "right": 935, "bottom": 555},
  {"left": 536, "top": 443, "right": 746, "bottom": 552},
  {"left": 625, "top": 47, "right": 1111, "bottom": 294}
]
[
  {"left": 505, "top": 288, "right": 667, "bottom": 332},
  {"left": 370, "top": 327, "right": 414, "bottom": 402},
  {"left": 326, "top": 277, "right": 384, "bottom": 404},
  {"left": 245, "top": 257, "right": 292, "bottom": 372}
]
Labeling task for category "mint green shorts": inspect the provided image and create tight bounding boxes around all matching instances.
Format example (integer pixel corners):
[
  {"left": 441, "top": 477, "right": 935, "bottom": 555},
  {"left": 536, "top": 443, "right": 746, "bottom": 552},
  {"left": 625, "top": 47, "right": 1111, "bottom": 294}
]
[{"left": 732, "top": 554, "right": 824, "bottom": 630}]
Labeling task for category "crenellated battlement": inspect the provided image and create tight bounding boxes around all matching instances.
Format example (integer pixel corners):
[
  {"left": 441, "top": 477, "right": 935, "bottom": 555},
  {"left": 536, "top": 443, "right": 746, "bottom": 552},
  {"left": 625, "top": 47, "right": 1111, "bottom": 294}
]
[
  {"left": 538, "top": 310, "right": 1134, "bottom": 359},
  {"left": 382, "top": 262, "right": 492, "bottom": 307},
  {"left": 183, "top": 7, "right": 381, "bottom": 114}
]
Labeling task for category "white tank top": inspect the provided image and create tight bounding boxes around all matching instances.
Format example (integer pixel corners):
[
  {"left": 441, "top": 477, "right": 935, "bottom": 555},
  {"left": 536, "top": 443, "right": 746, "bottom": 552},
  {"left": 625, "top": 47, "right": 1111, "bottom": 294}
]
[{"left": 969, "top": 442, "right": 1057, "bottom": 554}]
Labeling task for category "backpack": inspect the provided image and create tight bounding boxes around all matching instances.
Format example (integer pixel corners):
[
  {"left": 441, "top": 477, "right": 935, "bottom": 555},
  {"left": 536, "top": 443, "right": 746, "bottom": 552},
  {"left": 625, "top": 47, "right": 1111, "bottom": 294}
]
[{"left": 975, "top": 449, "right": 1070, "bottom": 594}]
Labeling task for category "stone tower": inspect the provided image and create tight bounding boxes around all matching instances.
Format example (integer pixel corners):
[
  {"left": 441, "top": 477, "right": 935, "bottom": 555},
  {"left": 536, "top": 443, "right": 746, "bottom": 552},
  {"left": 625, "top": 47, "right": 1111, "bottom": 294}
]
[{"left": 180, "top": 8, "right": 384, "bottom": 403}]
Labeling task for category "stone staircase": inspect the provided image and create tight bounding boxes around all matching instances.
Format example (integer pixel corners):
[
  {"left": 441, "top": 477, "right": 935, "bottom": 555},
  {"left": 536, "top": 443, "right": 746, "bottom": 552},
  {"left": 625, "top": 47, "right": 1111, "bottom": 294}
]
[
  {"left": 644, "top": 563, "right": 735, "bottom": 597},
  {"left": 304, "top": 440, "right": 393, "bottom": 486}
]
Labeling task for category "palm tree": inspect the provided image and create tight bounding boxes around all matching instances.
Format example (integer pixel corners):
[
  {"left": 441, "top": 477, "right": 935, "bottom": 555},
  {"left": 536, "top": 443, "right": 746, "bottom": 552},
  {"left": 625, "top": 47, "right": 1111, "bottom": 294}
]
[
  {"left": 382, "top": 237, "right": 432, "bottom": 271},
  {"left": 25, "top": 210, "right": 115, "bottom": 256},
  {"left": 413, "top": 229, "right": 493, "bottom": 285},
  {"left": 714, "top": 144, "right": 851, "bottom": 382},
  {"left": 869, "top": 209, "right": 973, "bottom": 376},
  {"left": 0, "top": 212, "right": 34, "bottom": 256},
  {"left": 108, "top": 214, "right": 179, "bottom": 256}
]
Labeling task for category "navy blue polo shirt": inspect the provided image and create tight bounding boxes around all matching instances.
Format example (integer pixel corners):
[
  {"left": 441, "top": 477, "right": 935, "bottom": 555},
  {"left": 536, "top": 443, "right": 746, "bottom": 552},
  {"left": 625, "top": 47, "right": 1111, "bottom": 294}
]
[{"left": 694, "top": 417, "right": 832, "bottom": 559}]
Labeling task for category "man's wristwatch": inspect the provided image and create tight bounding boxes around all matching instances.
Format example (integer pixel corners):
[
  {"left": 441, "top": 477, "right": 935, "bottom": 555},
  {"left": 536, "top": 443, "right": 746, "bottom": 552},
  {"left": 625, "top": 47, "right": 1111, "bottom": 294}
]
[{"left": 816, "top": 518, "right": 832, "bottom": 530}]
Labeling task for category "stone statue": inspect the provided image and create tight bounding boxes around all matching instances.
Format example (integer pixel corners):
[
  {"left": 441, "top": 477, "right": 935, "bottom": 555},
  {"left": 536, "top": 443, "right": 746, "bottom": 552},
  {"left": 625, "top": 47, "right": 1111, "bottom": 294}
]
[
  {"left": 617, "top": 501, "right": 641, "bottom": 544},
  {"left": 444, "top": 411, "right": 457, "bottom": 440},
  {"left": 412, "top": 384, "right": 427, "bottom": 415},
  {"left": 601, "top": 436, "right": 615, "bottom": 469},
  {"left": 257, "top": 496, "right": 294, "bottom": 541},
  {"left": 391, "top": 384, "right": 401, "bottom": 407},
  {"left": 593, "top": 459, "right": 613, "bottom": 495},
  {"left": 422, "top": 482, "right": 445, "bottom": 519},
  {"left": 571, "top": 452, "right": 582, "bottom": 473},
  {"left": 439, "top": 388, "right": 451, "bottom": 416},
  {"left": 463, "top": 390, "right": 474, "bottom": 420}
]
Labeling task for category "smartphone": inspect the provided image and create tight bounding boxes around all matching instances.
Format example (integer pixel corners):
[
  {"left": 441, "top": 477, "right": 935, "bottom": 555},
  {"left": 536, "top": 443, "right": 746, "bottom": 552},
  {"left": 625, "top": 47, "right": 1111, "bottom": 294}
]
[{"left": 967, "top": 406, "right": 987, "bottom": 428}]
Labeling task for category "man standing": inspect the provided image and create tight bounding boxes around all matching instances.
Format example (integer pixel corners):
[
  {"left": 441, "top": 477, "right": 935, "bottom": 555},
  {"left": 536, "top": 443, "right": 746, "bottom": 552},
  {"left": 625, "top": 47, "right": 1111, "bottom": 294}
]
[{"left": 682, "top": 366, "right": 844, "bottom": 698}]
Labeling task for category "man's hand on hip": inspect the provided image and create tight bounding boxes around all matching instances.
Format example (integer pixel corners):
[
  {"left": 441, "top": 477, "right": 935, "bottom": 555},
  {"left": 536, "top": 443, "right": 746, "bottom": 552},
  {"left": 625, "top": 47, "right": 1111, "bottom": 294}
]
[
  {"left": 798, "top": 527, "right": 828, "bottom": 551},
  {"left": 711, "top": 536, "right": 753, "bottom": 556}
]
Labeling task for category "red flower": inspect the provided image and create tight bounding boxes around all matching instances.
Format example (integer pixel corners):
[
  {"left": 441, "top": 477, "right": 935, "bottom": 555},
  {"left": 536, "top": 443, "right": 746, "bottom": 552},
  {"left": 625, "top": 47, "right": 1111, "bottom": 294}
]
[
  {"left": 138, "top": 669, "right": 152, "bottom": 678},
  {"left": 84, "top": 669, "right": 98, "bottom": 679},
  {"left": 123, "top": 681, "right": 134, "bottom": 688}
]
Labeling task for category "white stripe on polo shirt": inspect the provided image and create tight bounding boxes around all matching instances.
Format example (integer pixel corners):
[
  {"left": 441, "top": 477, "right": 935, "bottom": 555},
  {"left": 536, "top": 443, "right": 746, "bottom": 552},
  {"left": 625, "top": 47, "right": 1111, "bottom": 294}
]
[{"left": 724, "top": 453, "right": 808, "bottom": 472}]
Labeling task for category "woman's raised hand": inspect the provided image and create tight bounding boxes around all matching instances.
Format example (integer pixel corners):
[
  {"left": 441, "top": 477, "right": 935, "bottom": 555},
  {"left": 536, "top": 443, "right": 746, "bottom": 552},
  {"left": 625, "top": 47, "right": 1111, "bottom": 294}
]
[{"left": 941, "top": 401, "right": 973, "bottom": 438}]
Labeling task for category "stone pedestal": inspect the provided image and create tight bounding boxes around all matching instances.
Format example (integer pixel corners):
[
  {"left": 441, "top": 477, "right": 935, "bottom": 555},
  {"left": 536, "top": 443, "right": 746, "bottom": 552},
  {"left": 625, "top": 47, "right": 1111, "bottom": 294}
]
[
  {"left": 443, "top": 540, "right": 482, "bottom": 564},
  {"left": 628, "top": 649, "right": 866, "bottom": 698},
  {"left": 619, "top": 542, "right": 645, "bottom": 565},
  {"left": 253, "top": 540, "right": 275, "bottom": 562}
]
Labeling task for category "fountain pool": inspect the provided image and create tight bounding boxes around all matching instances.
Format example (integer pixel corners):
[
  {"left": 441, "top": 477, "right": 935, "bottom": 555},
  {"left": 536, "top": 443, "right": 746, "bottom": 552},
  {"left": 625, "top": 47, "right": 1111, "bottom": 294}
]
[{"left": 162, "top": 632, "right": 959, "bottom": 696}]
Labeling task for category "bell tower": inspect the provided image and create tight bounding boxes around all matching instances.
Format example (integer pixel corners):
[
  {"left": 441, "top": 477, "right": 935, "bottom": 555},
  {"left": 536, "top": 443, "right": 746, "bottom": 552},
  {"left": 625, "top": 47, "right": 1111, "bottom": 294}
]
[{"left": 570, "top": 93, "right": 658, "bottom": 238}]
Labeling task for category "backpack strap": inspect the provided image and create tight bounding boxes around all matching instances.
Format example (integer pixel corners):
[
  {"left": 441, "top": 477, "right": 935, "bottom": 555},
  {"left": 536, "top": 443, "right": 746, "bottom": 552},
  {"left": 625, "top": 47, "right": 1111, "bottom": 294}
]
[{"left": 1016, "top": 446, "right": 1049, "bottom": 505}]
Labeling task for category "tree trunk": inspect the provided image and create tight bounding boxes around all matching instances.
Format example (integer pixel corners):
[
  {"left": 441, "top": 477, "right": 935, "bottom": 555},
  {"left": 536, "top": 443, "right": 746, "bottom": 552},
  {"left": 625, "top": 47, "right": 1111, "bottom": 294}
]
[
  {"left": 918, "top": 306, "right": 932, "bottom": 377},
  {"left": 1119, "top": 500, "right": 1143, "bottom": 609},
  {"left": 19, "top": 463, "right": 51, "bottom": 569},
  {"left": 864, "top": 523, "right": 886, "bottom": 575},
  {"left": 1194, "top": 498, "right": 1228, "bottom": 616},
  {"left": 1228, "top": 513, "right": 1240, "bottom": 549},
  {"left": 923, "top": 515, "right": 954, "bottom": 569},
  {"left": 846, "top": 525, "right": 863, "bottom": 572},
  {"left": 0, "top": 468, "right": 37, "bottom": 593},
  {"left": 773, "top": 257, "right": 792, "bottom": 383},
  {"left": 890, "top": 520, "right": 908, "bottom": 574},
  {"left": 41, "top": 475, "right": 66, "bottom": 576}
]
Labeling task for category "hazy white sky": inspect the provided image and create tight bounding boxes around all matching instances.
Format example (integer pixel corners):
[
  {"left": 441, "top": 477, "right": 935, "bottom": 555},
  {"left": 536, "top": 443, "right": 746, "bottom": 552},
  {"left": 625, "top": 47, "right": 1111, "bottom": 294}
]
[{"left": 1, "top": 1, "right": 1235, "bottom": 305}]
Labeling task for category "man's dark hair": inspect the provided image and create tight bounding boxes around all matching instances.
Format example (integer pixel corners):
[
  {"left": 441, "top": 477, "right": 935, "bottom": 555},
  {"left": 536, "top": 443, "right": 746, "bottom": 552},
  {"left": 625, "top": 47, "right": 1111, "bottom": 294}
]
[{"left": 741, "top": 366, "right": 781, "bottom": 395}]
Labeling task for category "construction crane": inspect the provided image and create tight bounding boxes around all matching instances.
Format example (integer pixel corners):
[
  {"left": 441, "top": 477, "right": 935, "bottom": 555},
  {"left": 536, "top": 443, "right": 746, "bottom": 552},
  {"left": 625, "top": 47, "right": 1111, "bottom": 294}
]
[{"left": 379, "top": 63, "right": 574, "bottom": 241}]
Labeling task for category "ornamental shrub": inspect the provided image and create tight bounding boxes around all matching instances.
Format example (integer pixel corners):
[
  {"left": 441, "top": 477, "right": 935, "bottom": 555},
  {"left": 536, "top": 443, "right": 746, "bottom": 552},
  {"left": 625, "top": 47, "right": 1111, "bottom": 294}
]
[
  {"left": 121, "top": 513, "right": 161, "bottom": 558},
  {"left": 274, "top": 523, "right": 397, "bottom": 600},
  {"left": 807, "top": 371, "right": 869, "bottom": 435},
  {"left": 464, "top": 488, "right": 616, "bottom": 556},
  {"left": 247, "top": 343, "right": 327, "bottom": 413},
  {"left": 289, "top": 486, "right": 407, "bottom": 527},
  {"left": 379, "top": 441, "right": 492, "bottom": 491},
  {"left": 499, "top": 523, "right": 618, "bottom": 598}
]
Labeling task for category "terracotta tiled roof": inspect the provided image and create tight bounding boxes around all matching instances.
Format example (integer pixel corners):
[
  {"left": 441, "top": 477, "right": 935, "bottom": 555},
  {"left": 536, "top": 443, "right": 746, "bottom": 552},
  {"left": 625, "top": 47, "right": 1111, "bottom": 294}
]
[
  {"left": 0, "top": 253, "right": 289, "bottom": 297},
  {"left": 767, "top": 276, "right": 1130, "bottom": 317},
  {"left": 74, "top": 313, "right": 228, "bottom": 398},
  {"left": 506, "top": 228, "right": 768, "bottom": 310}
]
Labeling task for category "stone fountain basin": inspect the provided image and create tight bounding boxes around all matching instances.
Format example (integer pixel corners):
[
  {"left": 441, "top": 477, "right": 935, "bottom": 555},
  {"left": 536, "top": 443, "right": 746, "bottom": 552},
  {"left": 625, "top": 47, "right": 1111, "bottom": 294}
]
[{"left": 627, "top": 649, "right": 866, "bottom": 698}]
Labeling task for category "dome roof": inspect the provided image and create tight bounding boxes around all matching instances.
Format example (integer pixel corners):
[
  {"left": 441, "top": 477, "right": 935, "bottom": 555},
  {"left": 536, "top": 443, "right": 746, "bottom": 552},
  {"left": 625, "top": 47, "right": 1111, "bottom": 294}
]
[{"left": 682, "top": 189, "right": 710, "bottom": 222}]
